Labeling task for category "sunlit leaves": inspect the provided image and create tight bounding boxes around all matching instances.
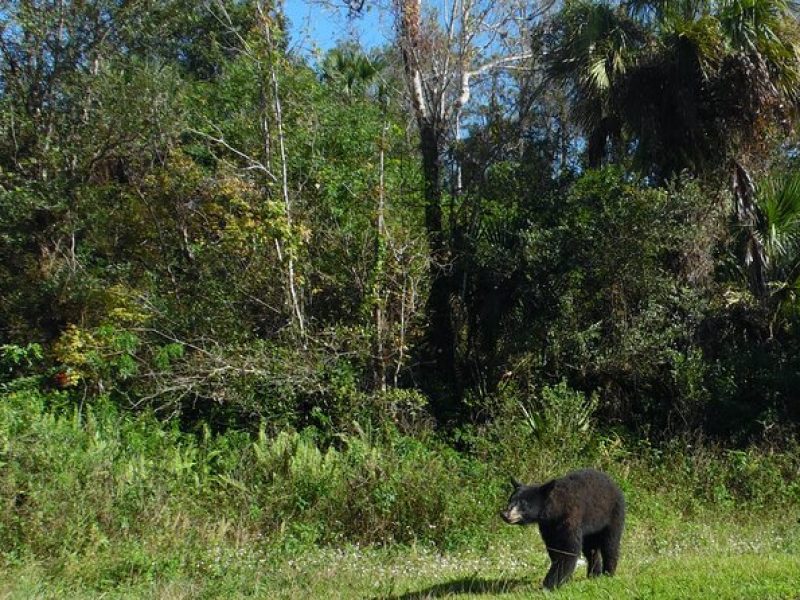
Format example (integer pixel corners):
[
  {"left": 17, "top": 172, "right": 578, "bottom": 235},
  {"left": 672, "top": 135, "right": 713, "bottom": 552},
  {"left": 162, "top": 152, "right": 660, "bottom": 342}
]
[{"left": 759, "top": 170, "right": 800, "bottom": 269}]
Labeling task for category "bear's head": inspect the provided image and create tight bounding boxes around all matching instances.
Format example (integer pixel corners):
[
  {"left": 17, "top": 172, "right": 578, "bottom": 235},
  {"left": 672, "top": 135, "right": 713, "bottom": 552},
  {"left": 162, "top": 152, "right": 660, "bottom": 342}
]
[{"left": 500, "top": 477, "right": 553, "bottom": 525}]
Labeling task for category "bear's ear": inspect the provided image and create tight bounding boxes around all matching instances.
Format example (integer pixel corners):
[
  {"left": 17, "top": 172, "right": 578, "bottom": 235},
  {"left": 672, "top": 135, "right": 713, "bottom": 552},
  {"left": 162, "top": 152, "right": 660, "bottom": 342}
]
[
  {"left": 510, "top": 476, "right": 521, "bottom": 489},
  {"left": 538, "top": 479, "right": 555, "bottom": 495}
]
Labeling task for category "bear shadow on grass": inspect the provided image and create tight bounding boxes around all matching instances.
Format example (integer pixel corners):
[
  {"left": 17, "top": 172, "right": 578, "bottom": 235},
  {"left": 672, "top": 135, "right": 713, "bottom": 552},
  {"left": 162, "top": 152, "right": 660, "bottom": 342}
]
[{"left": 372, "top": 575, "right": 532, "bottom": 599}]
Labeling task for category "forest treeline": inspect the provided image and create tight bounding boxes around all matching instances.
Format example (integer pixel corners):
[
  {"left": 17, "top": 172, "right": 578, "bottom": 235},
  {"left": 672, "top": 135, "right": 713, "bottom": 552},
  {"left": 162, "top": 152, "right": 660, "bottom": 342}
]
[{"left": 2, "top": 0, "right": 800, "bottom": 445}]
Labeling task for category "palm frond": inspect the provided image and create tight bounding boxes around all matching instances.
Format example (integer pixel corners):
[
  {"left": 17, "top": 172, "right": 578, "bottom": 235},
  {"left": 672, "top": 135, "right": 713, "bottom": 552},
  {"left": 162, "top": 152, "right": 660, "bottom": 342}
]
[
  {"left": 320, "top": 47, "right": 385, "bottom": 96},
  {"left": 587, "top": 56, "right": 612, "bottom": 89},
  {"left": 718, "top": 0, "right": 800, "bottom": 99},
  {"left": 719, "top": 0, "right": 791, "bottom": 52},
  {"left": 758, "top": 170, "right": 800, "bottom": 272}
]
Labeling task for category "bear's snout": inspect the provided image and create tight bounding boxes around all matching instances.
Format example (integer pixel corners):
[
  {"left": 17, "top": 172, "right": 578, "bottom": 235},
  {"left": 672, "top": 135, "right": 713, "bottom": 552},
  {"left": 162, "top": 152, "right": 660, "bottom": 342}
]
[{"left": 501, "top": 505, "right": 523, "bottom": 524}]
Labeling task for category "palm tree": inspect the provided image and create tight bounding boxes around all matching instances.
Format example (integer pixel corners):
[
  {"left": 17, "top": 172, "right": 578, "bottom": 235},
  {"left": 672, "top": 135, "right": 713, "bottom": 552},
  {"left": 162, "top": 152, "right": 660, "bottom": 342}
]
[
  {"left": 546, "top": 0, "right": 800, "bottom": 296},
  {"left": 545, "top": 1, "right": 645, "bottom": 168},
  {"left": 757, "top": 170, "right": 800, "bottom": 328},
  {"left": 545, "top": 0, "right": 800, "bottom": 178},
  {"left": 321, "top": 47, "right": 385, "bottom": 98}
]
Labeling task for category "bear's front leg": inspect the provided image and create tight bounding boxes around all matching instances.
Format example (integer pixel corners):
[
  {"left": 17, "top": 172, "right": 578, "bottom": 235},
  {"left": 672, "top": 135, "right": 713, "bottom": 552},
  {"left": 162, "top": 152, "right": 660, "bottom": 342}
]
[
  {"left": 540, "top": 524, "right": 581, "bottom": 589},
  {"left": 543, "top": 548, "right": 579, "bottom": 589}
]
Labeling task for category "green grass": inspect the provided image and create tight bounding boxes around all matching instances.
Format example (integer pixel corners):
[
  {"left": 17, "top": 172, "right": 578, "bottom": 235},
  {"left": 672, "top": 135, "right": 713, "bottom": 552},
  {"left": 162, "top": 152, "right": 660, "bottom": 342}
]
[
  {"left": 1, "top": 517, "right": 797, "bottom": 599},
  {"left": 1, "top": 390, "right": 798, "bottom": 599}
]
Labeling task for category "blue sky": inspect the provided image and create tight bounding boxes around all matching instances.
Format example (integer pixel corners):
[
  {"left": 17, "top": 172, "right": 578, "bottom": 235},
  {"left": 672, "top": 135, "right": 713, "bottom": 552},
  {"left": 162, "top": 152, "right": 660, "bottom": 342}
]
[{"left": 284, "top": 0, "right": 390, "bottom": 59}]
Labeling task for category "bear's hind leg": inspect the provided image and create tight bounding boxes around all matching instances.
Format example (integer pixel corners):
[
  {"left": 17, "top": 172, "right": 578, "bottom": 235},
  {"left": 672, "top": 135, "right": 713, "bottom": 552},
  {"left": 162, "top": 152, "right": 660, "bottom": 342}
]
[
  {"left": 582, "top": 535, "right": 603, "bottom": 578},
  {"left": 599, "top": 527, "right": 621, "bottom": 575},
  {"left": 600, "top": 503, "right": 624, "bottom": 576}
]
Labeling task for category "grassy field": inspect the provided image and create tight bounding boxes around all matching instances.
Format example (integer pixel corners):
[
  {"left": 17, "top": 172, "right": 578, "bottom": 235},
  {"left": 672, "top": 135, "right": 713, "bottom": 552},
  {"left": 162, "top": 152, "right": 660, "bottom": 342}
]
[
  {"left": 1, "top": 393, "right": 798, "bottom": 599},
  {"left": 1, "top": 515, "right": 797, "bottom": 599}
]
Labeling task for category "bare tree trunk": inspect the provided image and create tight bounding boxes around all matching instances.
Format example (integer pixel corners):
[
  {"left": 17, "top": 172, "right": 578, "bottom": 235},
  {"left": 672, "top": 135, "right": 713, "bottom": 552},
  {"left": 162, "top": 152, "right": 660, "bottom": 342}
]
[
  {"left": 393, "top": 0, "right": 539, "bottom": 417},
  {"left": 258, "top": 3, "right": 306, "bottom": 344},
  {"left": 454, "top": 112, "right": 463, "bottom": 197},
  {"left": 587, "top": 126, "right": 605, "bottom": 170},
  {"left": 395, "top": 0, "right": 459, "bottom": 414},
  {"left": 373, "top": 121, "right": 389, "bottom": 392},
  {"left": 394, "top": 276, "right": 408, "bottom": 388}
]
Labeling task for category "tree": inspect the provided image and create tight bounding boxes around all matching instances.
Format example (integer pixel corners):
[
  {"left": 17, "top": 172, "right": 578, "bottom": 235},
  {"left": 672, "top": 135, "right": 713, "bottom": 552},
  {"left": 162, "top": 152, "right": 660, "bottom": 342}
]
[
  {"left": 0, "top": 1, "right": 187, "bottom": 339},
  {"left": 392, "top": 0, "right": 551, "bottom": 416},
  {"left": 756, "top": 170, "right": 800, "bottom": 331},
  {"left": 192, "top": 0, "right": 307, "bottom": 341},
  {"left": 321, "top": 46, "right": 385, "bottom": 97},
  {"left": 546, "top": 0, "right": 800, "bottom": 177},
  {"left": 545, "top": 1, "right": 644, "bottom": 168},
  {"left": 546, "top": 0, "right": 800, "bottom": 297}
]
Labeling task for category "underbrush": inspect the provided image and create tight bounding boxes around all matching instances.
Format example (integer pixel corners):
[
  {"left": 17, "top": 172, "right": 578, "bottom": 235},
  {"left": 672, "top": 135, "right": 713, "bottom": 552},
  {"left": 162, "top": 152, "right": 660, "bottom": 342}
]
[{"left": 0, "top": 386, "right": 798, "bottom": 592}]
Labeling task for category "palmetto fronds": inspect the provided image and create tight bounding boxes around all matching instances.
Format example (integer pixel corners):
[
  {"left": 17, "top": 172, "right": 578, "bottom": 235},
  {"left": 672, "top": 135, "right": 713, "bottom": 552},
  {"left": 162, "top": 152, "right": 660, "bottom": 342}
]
[
  {"left": 755, "top": 170, "right": 800, "bottom": 324},
  {"left": 547, "top": 2, "right": 643, "bottom": 92},
  {"left": 321, "top": 47, "right": 385, "bottom": 97},
  {"left": 545, "top": 0, "right": 800, "bottom": 177},
  {"left": 759, "top": 171, "right": 800, "bottom": 275},
  {"left": 546, "top": 2, "right": 645, "bottom": 166},
  {"left": 719, "top": 0, "right": 800, "bottom": 100}
]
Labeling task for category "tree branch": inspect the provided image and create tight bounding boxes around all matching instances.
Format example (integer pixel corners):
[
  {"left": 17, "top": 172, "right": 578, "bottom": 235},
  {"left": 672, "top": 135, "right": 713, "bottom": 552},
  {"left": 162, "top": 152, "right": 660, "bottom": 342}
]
[
  {"left": 453, "top": 52, "right": 534, "bottom": 115},
  {"left": 187, "top": 128, "right": 278, "bottom": 181}
]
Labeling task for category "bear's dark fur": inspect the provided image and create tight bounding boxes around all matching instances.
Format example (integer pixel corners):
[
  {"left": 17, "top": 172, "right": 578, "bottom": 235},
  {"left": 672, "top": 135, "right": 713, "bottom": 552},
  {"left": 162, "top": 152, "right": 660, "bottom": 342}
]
[{"left": 500, "top": 468, "right": 625, "bottom": 589}]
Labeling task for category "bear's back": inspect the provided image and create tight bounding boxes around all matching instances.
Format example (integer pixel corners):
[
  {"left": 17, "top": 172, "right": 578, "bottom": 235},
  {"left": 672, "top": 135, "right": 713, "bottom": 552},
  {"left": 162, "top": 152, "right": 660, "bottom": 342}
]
[{"left": 543, "top": 469, "right": 625, "bottom": 532}]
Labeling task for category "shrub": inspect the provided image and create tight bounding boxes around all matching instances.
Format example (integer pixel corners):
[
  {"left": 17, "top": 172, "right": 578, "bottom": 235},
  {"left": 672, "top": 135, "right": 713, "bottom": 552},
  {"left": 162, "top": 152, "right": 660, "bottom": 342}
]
[
  {"left": 0, "top": 384, "right": 797, "bottom": 584},
  {"left": 467, "top": 381, "right": 600, "bottom": 482}
]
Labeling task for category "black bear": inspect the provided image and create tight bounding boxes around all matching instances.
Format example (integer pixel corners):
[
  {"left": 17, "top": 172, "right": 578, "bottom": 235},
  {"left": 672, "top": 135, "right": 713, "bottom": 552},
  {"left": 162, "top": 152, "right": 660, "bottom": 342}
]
[{"left": 501, "top": 468, "right": 625, "bottom": 589}]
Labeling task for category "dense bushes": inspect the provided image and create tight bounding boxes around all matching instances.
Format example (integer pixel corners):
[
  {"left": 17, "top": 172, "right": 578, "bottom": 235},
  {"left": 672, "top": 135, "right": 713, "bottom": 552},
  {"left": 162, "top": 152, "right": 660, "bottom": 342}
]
[
  {"left": 119, "top": 158, "right": 800, "bottom": 441},
  {"left": 1, "top": 385, "right": 797, "bottom": 573},
  {"left": 518, "top": 172, "right": 717, "bottom": 429},
  {"left": 0, "top": 388, "right": 489, "bottom": 555},
  {"left": 11, "top": 164, "right": 796, "bottom": 443},
  {"left": 1, "top": 0, "right": 799, "bottom": 442}
]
